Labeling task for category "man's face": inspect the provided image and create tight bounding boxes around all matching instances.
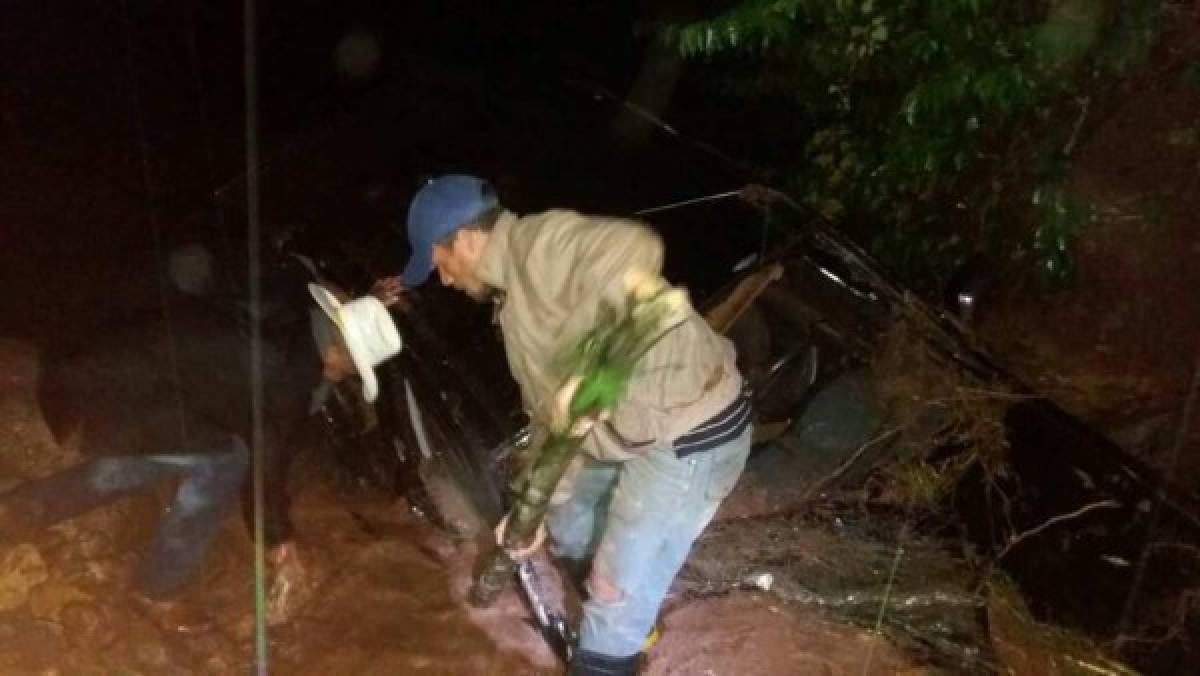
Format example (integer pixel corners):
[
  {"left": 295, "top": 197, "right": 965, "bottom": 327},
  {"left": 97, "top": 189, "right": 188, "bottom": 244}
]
[{"left": 431, "top": 229, "right": 490, "bottom": 301}]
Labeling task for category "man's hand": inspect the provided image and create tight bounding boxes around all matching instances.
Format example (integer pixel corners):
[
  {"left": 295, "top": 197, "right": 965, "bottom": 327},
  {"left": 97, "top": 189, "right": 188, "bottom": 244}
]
[
  {"left": 551, "top": 376, "right": 611, "bottom": 438},
  {"left": 371, "top": 276, "right": 407, "bottom": 308},
  {"left": 494, "top": 514, "right": 547, "bottom": 562}
]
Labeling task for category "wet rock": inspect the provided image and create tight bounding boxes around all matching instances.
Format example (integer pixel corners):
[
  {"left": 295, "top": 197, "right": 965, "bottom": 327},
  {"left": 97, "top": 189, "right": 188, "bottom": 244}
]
[{"left": 0, "top": 543, "right": 49, "bottom": 611}]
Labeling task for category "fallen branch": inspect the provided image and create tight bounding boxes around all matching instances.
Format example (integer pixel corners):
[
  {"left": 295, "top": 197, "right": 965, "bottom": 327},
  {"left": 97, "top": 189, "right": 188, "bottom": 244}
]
[
  {"left": 929, "top": 385, "right": 1036, "bottom": 402},
  {"left": 996, "top": 499, "right": 1121, "bottom": 560},
  {"left": 1062, "top": 95, "right": 1091, "bottom": 157},
  {"left": 1061, "top": 655, "right": 1139, "bottom": 676},
  {"left": 798, "top": 426, "right": 902, "bottom": 502}
]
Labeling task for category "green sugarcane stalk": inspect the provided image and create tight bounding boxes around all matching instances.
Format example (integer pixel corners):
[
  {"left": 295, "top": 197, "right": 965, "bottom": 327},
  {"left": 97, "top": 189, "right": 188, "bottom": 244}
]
[
  {"left": 469, "top": 284, "right": 689, "bottom": 607},
  {"left": 469, "top": 431, "right": 585, "bottom": 606}
]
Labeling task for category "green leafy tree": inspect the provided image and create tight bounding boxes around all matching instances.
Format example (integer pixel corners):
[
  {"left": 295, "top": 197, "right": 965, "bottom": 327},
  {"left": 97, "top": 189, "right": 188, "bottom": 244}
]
[{"left": 661, "top": 0, "right": 1163, "bottom": 288}]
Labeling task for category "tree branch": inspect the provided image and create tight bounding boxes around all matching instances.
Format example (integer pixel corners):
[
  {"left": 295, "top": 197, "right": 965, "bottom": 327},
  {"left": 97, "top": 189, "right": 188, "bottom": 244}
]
[{"left": 997, "top": 499, "right": 1121, "bottom": 560}]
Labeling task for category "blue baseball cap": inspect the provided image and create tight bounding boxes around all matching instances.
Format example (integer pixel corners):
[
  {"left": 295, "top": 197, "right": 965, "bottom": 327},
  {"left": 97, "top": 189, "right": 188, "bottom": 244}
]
[{"left": 402, "top": 174, "right": 498, "bottom": 286}]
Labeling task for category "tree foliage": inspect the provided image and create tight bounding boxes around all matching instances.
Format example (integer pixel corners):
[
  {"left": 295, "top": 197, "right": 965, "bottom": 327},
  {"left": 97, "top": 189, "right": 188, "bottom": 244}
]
[{"left": 661, "top": 0, "right": 1164, "bottom": 288}]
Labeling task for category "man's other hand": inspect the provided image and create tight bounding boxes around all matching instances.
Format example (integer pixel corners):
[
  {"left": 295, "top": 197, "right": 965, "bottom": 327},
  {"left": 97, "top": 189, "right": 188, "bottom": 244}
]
[
  {"left": 552, "top": 376, "right": 611, "bottom": 438},
  {"left": 494, "top": 514, "right": 546, "bottom": 562},
  {"left": 371, "top": 276, "right": 407, "bottom": 308}
]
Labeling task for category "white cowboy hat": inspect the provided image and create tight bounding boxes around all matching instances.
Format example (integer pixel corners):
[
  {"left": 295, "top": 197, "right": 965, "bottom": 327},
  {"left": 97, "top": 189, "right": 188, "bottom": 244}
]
[{"left": 308, "top": 283, "right": 403, "bottom": 402}]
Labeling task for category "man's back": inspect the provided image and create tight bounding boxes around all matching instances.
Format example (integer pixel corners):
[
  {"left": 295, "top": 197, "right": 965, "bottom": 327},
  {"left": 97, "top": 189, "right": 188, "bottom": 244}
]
[{"left": 478, "top": 208, "right": 743, "bottom": 462}]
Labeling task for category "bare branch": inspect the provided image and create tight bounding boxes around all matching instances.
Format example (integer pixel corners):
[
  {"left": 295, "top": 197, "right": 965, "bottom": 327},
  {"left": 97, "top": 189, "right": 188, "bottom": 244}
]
[
  {"left": 798, "top": 426, "right": 902, "bottom": 501},
  {"left": 997, "top": 499, "right": 1122, "bottom": 560},
  {"left": 1063, "top": 95, "right": 1091, "bottom": 157}
]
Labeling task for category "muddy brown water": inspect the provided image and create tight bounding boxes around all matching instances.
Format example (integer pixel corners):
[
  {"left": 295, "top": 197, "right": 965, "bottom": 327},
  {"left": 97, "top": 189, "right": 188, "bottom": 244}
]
[{"left": 0, "top": 339, "right": 922, "bottom": 674}]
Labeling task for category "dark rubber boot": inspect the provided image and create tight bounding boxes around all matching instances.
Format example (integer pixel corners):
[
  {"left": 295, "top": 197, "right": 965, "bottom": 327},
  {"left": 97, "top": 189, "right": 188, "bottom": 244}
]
[{"left": 568, "top": 649, "right": 640, "bottom": 676}]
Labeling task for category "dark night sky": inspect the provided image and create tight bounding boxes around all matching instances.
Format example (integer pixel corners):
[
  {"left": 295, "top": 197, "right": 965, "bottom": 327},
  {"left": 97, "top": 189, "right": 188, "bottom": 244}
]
[
  {"left": 2, "top": 0, "right": 759, "bottom": 343},
  {"left": 2, "top": 2, "right": 623, "bottom": 289}
]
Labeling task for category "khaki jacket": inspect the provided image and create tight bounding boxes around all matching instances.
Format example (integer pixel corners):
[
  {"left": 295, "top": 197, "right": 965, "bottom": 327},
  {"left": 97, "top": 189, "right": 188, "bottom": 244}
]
[{"left": 477, "top": 209, "right": 743, "bottom": 463}]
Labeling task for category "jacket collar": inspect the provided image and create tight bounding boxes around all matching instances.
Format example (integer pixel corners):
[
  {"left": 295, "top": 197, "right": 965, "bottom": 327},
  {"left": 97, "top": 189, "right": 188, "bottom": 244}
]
[{"left": 476, "top": 209, "right": 518, "bottom": 292}]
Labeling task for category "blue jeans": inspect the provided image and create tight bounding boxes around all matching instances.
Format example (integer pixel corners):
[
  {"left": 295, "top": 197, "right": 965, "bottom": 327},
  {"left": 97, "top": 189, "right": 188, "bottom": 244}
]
[
  {"left": 546, "top": 425, "right": 752, "bottom": 658},
  {"left": 0, "top": 440, "right": 248, "bottom": 599}
]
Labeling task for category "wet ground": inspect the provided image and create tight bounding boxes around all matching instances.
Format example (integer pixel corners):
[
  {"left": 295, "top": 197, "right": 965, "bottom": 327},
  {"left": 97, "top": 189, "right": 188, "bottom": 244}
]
[{"left": 0, "top": 338, "right": 925, "bottom": 675}]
